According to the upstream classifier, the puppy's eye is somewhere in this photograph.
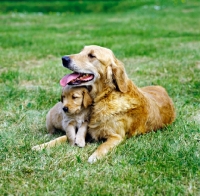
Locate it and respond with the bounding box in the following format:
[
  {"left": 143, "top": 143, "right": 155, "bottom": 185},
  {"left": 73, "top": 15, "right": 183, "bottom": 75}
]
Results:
[{"left": 88, "top": 53, "right": 96, "bottom": 58}]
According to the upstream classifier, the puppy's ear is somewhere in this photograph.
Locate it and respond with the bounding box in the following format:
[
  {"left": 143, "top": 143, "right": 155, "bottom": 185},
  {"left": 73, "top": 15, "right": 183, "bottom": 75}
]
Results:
[
  {"left": 111, "top": 57, "right": 128, "bottom": 93},
  {"left": 83, "top": 89, "right": 93, "bottom": 108}
]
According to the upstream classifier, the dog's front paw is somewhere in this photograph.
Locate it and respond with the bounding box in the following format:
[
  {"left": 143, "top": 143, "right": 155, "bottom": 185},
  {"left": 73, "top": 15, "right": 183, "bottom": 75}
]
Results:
[
  {"left": 32, "top": 145, "right": 43, "bottom": 151},
  {"left": 88, "top": 152, "right": 98, "bottom": 163},
  {"left": 75, "top": 137, "right": 85, "bottom": 148}
]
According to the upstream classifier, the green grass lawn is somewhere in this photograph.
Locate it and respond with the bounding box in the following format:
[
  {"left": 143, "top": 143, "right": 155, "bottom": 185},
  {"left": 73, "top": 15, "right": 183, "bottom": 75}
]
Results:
[{"left": 0, "top": 0, "right": 200, "bottom": 195}]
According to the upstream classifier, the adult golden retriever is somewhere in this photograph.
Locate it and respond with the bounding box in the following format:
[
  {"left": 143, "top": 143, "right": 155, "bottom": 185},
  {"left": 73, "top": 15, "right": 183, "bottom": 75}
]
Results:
[{"left": 60, "top": 45, "right": 176, "bottom": 163}]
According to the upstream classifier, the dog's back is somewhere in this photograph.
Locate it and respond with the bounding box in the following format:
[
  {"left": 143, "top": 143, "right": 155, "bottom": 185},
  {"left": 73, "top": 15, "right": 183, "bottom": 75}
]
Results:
[{"left": 141, "top": 86, "right": 175, "bottom": 131}]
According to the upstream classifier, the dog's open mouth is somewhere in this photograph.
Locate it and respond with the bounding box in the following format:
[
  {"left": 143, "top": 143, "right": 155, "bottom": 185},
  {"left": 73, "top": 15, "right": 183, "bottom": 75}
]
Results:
[{"left": 60, "top": 72, "right": 94, "bottom": 87}]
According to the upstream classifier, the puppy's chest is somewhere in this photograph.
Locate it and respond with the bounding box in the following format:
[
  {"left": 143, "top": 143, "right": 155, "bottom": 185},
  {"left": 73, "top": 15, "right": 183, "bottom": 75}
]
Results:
[
  {"left": 63, "top": 110, "right": 89, "bottom": 129},
  {"left": 74, "top": 113, "right": 88, "bottom": 128}
]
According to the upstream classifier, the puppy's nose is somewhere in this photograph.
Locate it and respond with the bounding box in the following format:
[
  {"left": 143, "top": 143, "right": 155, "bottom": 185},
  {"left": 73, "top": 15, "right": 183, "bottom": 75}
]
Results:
[
  {"left": 63, "top": 107, "right": 68, "bottom": 112},
  {"left": 62, "top": 56, "right": 71, "bottom": 67}
]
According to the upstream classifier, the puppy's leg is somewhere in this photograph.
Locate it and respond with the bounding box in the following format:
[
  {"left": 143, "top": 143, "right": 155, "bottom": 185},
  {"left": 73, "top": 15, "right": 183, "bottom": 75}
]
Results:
[
  {"left": 46, "top": 111, "right": 56, "bottom": 134},
  {"left": 75, "top": 122, "right": 88, "bottom": 147},
  {"left": 88, "top": 134, "right": 123, "bottom": 163},
  {"left": 65, "top": 123, "right": 76, "bottom": 146},
  {"left": 32, "top": 135, "right": 67, "bottom": 151}
]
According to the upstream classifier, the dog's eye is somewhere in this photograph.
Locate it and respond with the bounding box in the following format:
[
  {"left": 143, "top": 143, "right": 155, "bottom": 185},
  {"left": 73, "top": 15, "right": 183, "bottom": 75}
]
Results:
[
  {"left": 72, "top": 95, "right": 78, "bottom": 99},
  {"left": 88, "top": 53, "right": 96, "bottom": 58}
]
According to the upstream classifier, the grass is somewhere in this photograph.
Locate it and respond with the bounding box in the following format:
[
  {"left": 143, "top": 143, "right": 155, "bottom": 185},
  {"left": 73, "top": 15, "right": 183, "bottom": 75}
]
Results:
[{"left": 0, "top": 0, "right": 200, "bottom": 195}]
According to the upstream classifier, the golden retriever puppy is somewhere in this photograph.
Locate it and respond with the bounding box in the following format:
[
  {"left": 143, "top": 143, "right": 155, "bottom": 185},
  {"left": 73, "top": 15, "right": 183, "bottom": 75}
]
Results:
[
  {"left": 60, "top": 45, "right": 176, "bottom": 163},
  {"left": 32, "top": 86, "right": 92, "bottom": 150}
]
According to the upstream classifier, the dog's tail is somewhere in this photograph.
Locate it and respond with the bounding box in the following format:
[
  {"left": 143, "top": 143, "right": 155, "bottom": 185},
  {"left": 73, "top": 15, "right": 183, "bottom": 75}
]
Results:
[{"left": 32, "top": 135, "right": 67, "bottom": 151}]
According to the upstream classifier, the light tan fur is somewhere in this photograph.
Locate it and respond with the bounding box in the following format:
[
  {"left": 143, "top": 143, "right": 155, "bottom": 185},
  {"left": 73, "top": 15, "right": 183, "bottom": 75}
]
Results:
[
  {"left": 32, "top": 86, "right": 92, "bottom": 151},
  {"left": 62, "top": 45, "right": 176, "bottom": 163}
]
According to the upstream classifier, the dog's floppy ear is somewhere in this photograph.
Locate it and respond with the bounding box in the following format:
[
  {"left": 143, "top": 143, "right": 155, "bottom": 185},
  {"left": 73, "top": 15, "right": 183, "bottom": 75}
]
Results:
[
  {"left": 111, "top": 57, "right": 128, "bottom": 93},
  {"left": 83, "top": 89, "right": 93, "bottom": 108}
]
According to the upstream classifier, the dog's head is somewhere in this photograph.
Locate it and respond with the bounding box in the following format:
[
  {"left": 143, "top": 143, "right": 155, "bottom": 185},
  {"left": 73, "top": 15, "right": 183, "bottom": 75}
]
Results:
[
  {"left": 61, "top": 86, "right": 92, "bottom": 114},
  {"left": 60, "top": 45, "right": 129, "bottom": 97}
]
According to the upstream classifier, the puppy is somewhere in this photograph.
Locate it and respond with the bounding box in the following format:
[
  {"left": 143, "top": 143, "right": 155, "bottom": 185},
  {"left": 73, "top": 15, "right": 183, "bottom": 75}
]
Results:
[
  {"left": 60, "top": 45, "right": 176, "bottom": 163},
  {"left": 32, "top": 86, "right": 92, "bottom": 150}
]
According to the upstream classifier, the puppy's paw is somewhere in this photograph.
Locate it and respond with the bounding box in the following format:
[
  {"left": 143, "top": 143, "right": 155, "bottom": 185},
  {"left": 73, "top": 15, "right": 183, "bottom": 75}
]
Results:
[{"left": 75, "top": 137, "right": 85, "bottom": 148}]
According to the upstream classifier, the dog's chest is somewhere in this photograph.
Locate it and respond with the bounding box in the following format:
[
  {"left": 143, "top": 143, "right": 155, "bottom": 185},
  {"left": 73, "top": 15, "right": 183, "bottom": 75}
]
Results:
[
  {"left": 89, "top": 92, "right": 139, "bottom": 136},
  {"left": 92, "top": 93, "right": 137, "bottom": 121}
]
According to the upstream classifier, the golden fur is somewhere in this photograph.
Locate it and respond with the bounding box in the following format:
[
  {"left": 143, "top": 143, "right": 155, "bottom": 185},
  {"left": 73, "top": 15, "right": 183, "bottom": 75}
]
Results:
[
  {"left": 61, "top": 45, "right": 176, "bottom": 163},
  {"left": 32, "top": 86, "right": 92, "bottom": 150}
]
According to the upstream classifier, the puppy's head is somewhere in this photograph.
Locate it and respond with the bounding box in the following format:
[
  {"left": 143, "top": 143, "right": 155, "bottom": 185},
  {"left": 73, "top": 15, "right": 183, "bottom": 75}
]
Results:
[
  {"left": 60, "top": 45, "right": 129, "bottom": 97},
  {"left": 61, "top": 86, "right": 92, "bottom": 114}
]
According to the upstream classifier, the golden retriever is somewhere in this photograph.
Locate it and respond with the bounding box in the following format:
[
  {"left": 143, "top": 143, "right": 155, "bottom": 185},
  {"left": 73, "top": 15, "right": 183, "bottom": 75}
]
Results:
[
  {"left": 32, "top": 86, "right": 92, "bottom": 150},
  {"left": 60, "top": 45, "right": 176, "bottom": 163}
]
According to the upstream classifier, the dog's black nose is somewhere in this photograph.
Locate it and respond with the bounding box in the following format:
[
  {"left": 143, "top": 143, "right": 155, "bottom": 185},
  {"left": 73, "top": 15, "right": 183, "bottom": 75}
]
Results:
[
  {"left": 63, "top": 107, "right": 68, "bottom": 112},
  {"left": 62, "top": 56, "right": 71, "bottom": 67}
]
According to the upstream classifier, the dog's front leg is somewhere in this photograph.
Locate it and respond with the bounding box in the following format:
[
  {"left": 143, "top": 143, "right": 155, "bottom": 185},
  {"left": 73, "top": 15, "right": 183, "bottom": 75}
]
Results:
[
  {"left": 32, "top": 135, "right": 67, "bottom": 151},
  {"left": 88, "top": 134, "right": 123, "bottom": 163}
]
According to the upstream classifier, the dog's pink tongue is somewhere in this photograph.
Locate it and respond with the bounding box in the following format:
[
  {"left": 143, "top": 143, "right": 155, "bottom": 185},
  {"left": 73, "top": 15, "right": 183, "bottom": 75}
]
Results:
[{"left": 60, "top": 73, "right": 80, "bottom": 87}]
